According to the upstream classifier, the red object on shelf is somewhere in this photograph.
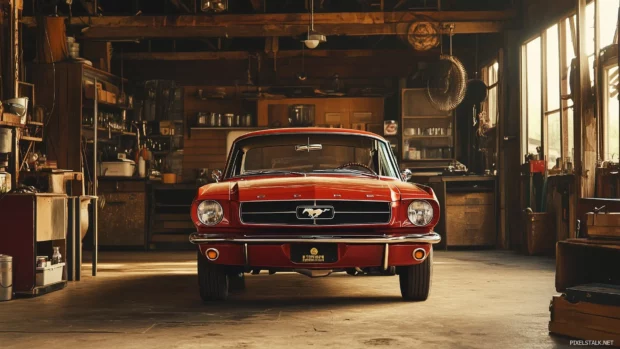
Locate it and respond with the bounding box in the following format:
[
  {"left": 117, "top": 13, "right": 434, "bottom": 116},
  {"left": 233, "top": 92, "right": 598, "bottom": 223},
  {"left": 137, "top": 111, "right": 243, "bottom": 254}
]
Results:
[{"left": 527, "top": 160, "right": 546, "bottom": 173}]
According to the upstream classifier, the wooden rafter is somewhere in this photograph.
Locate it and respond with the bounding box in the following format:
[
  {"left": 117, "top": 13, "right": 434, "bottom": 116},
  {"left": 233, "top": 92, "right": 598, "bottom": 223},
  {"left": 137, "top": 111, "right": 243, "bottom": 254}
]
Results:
[
  {"left": 21, "top": 10, "right": 514, "bottom": 39},
  {"left": 116, "top": 49, "right": 434, "bottom": 61}
]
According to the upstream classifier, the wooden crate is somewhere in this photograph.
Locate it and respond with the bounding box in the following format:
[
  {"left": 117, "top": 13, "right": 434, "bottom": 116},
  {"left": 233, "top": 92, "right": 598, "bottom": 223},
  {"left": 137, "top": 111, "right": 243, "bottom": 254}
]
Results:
[
  {"left": 587, "top": 213, "right": 620, "bottom": 239},
  {"left": 549, "top": 295, "right": 620, "bottom": 343},
  {"left": 0, "top": 112, "right": 21, "bottom": 125},
  {"left": 446, "top": 192, "right": 494, "bottom": 206},
  {"left": 446, "top": 204, "right": 495, "bottom": 246}
]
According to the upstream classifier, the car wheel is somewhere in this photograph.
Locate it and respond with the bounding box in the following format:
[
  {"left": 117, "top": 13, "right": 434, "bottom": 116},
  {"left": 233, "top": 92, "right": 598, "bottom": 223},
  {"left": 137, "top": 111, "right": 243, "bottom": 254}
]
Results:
[
  {"left": 398, "top": 249, "right": 432, "bottom": 301},
  {"left": 228, "top": 272, "right": 246, "bottom": 292},
  {"left": 198, "top": 251, "right": 229, "bottom": 301}
]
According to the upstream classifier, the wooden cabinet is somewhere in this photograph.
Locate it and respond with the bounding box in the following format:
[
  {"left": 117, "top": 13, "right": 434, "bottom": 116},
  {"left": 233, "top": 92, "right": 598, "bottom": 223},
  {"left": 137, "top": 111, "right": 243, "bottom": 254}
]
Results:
[
  {"left": 412, "top": 175, "right": 497, "bottom": 249},
  {"left": 98, "top": 179, "right": 147, "bottom": 248},
  {"left": 446, "top": 193, "right": 496, "bottom": 246}
]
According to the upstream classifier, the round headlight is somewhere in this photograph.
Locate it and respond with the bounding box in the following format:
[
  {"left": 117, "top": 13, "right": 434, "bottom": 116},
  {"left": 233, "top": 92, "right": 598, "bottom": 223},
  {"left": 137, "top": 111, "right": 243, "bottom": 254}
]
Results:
[
  {"left": 197, "top": 200, "right": 224, "bottom": 226},
  {"left": 408, "top": 200, "right": 434, "bottom": 226}
]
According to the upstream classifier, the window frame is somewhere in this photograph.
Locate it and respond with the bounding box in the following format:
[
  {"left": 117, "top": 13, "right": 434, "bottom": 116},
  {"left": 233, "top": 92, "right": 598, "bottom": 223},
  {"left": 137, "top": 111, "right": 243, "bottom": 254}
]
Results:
[{"left": 520, "top": 14, "right": 589, "bottom": 169}]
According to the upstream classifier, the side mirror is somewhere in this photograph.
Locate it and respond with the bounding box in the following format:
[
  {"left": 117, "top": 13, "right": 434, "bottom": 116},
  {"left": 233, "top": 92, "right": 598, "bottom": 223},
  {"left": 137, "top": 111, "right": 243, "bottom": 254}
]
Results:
[
  {"left": 401, "top": 169, "right": 412, "bottom": 182},
  {"left": 211, "top": 169, "right": 223, "bottom": 183}
]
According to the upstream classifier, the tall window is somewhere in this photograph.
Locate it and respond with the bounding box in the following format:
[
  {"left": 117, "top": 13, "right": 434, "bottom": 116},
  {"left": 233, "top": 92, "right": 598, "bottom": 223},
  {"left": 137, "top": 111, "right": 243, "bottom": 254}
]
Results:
[
  {"left": 546, "top": 24, "right": 562, "bottom": 169},
  {"left": 522, "top": 37, "right": 542, "bottom": 156},
  {"left": 563, "top": 16, "right": 576, "bottom": 163},
  {"left": 482, "top": 61, "right": 499, "bottom": 127},
  {"left": 599, "top": 0, "right": 620, "bottom": 160},
  {"left": 603, "top": 65, "right": 619, "bottom": 160},
  {"left": 521, "top": 0, "right": 619, "bottom": 168}
]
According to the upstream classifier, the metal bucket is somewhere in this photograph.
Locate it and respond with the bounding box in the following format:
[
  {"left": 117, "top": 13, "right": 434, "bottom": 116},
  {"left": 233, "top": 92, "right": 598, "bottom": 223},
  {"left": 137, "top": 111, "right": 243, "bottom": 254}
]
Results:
[{"left": 0, "top": 255, "right": 13, "bottom": 301}]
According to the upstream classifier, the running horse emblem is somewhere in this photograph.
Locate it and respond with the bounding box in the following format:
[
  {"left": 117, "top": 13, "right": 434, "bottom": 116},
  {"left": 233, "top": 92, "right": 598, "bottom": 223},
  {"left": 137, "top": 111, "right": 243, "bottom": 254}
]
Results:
[{"left": 303, "top": 208, "right": 331, "bottom": 218}]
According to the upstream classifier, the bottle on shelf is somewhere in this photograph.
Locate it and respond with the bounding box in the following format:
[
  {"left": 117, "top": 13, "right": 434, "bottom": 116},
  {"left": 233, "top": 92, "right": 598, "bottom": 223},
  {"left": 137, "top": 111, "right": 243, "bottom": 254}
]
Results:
[{"left": 51, "top": 247, "right": 62, "bottom": 265}]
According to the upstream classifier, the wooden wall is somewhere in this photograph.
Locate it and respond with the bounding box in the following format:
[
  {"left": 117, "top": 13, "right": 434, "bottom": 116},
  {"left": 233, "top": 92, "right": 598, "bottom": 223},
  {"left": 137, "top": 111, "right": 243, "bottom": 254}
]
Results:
[{"left": 181, "top": 85, "right": 384, "bottom": 180}]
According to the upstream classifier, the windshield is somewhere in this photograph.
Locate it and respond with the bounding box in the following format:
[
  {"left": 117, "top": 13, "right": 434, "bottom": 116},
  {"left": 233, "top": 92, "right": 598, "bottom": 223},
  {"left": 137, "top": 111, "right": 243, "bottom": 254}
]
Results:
[{"left": 225, "top": 134, "right": 399, "bottom": 179}]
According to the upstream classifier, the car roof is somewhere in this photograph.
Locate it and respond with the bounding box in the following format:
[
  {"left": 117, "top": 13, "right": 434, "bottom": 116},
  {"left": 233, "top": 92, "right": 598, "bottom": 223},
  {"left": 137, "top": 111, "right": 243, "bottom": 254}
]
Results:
[{"left": 234, "top": 127, "right": 386, "bottom": 143}]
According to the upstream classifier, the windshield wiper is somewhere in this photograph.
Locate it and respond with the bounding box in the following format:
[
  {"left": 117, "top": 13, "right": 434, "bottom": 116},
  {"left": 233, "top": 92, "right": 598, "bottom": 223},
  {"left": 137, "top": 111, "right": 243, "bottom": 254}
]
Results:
[
  {"left": 312, "top": 169, "right": 379, "bottom": 178},
  {"left": 239, "top": 170, "right": 307, "bottom": 177}
]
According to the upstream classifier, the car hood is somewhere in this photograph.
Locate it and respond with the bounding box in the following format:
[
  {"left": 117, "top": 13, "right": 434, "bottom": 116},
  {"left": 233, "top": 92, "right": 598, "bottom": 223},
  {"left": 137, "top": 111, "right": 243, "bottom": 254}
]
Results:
[{"left": 210, "top": 176, "right": 433, "bottom": 202}]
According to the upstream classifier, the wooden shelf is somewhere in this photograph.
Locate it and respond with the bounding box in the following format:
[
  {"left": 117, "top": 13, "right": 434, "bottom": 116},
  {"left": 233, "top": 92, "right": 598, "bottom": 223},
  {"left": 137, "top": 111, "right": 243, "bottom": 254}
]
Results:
[
  {"left": 83, "top": 64, "right": 128, "bottom": 84},
  {"left": 83, "top": 99, "right": 130, "bottom": 110},
  {"left": 404, "top": 135, "right": 453, "bottom": 139},
  {"left": 20, "top": 136, "right": 43, "bottom": 142},
  {"left": 82, "top": 126, "right": 137, "bottom": 138},
  {"left": 26, "top": 121, "right": 44, "bottom": 126},
  {"left": 403, "top": 115, "right": 451, "bottom": 119},
  {"left": 191, "top": 127, "right": 263, "bottom": 130},
  {"left": 0, "top": 120, "right": 22, "bottom": 127}
]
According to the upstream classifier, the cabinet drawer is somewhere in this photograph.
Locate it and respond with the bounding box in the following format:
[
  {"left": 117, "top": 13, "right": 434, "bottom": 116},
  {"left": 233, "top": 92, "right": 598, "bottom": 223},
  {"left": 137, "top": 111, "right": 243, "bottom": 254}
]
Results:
[
  {"left": 446, "top": 192, "right": 494, "bottom": 206},
  {"left": 446, "top": 205, "right": 496, "bottom": 246},
  {"left": 99, "top": 192, "right": 146, "bottom": 246},
  {"left": 99, "top": 180, "right": 146, "bottom": 193}
]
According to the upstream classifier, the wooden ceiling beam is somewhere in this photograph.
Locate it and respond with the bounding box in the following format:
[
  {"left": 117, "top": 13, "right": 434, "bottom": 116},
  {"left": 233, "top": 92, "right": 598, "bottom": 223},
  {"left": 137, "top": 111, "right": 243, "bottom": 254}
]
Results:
[
  {"left": 21, "top": 10, "right": 514, "bottom": 39},
  {"left": 116, "top": 49, "right": 435, "bottom": 61}
]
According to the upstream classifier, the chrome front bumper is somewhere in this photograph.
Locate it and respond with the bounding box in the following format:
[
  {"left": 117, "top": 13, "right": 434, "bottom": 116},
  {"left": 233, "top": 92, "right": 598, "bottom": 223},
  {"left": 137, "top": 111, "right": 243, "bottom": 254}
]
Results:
[{"left": 189, "top": 232, "right": 441, "bottom": 245}]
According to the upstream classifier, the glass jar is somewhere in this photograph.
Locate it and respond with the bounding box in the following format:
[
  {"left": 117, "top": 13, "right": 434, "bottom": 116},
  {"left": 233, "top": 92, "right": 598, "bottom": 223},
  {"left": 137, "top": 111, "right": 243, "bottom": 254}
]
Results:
[{"left": 52, "top": 247, "right": 62, "bottom": 265}]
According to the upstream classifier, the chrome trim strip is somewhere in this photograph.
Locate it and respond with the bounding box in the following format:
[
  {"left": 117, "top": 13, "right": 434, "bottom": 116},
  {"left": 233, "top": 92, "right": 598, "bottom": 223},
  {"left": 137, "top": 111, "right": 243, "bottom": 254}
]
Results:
[
  {"left": 383, "top": 243, "right": 389, "bottom": 270},
  {"left": 189, "top": 232, "right": 441, "bottom": 245},
  {"left": 242, "top": 211, "right": 297, "bottom": 214}
]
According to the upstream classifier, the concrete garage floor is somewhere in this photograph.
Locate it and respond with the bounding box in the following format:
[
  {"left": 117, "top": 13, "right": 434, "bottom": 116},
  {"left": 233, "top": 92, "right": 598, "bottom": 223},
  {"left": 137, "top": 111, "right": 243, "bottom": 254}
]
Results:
[{"left": 0, "top": 251, "right": 572, "bottom": 349}]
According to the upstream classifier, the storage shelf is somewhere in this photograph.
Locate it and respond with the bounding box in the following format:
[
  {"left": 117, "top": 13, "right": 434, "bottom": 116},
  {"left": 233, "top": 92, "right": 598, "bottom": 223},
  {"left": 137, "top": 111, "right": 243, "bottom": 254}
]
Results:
[
  {"left": 404, "top": 135, "right": 453, "bottom": 139},
  {"left": 191, "top": 127, "right": 263, "bottom": 130},
  {"left": 82, "top": 126, "right": 137, "bottom": 137},
  {"left": 83, "top": 99, "right": 130, "bottom": 110},
  {"left": 403, "top": 115, "right": 451, "bottom": 119},
  {"left": 21, "top": 136, "right": 43, "bottom": 142},
  {"left": 0, "top": 120, "right": 22, "bottom": 127},
  {"left": 83, "top": 64, "right": 128, "bottom": 84},
  {"left": 26, "top": 121, "right": 44, "bottom": 126}
]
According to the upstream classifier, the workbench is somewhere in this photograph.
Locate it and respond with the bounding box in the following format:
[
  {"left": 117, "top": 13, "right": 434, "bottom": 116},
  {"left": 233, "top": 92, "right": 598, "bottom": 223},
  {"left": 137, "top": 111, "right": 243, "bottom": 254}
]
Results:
[{"left": 411, "top": 174, "right": 497, "bottom": 249}]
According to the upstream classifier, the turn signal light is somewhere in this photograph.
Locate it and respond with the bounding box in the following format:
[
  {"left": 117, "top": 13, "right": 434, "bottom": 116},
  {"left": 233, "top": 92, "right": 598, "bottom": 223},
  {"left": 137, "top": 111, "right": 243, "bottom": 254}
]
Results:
[
  {"left": 413, "top": 248, "right": 426, "bottom": 261},
  {"left": 205, "top": 248, "right": 219, "bottom": 261}
]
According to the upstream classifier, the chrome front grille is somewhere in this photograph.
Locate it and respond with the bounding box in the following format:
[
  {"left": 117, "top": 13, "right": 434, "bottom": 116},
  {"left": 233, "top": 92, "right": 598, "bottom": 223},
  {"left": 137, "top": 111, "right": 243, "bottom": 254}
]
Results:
[{"left": 239, "top": 200, "right": 392, "bottom": 226}]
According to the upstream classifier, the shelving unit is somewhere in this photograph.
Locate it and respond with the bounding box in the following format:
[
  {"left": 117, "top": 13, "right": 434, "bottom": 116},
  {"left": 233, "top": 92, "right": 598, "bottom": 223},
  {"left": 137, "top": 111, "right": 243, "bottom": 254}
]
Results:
[
  {"left": 148, "top": 183, "right": 196, "bottom": 249},
  {"left": 400, "top": 89, "right": 456, "bottom": 166},
  {"left": 30, "top": 62, "right": 138, "bottom": 275}
]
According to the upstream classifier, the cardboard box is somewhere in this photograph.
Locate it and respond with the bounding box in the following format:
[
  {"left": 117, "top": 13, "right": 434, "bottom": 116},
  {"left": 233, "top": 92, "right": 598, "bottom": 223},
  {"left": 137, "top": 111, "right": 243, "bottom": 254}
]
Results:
[
  {"left": 159, "top": 121, "right": 174, "bottom": 135},
  {"left": 106, "top": 91, "right": 117, "bottom": 105},
  {"left": 84, "top": 82, "right": 103, "bottom": 100}
]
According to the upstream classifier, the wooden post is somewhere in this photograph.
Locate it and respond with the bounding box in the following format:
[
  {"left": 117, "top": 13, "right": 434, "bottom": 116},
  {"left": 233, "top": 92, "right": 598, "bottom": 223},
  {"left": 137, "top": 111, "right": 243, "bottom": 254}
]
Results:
[{"left": 574, "top": 0, "right": 597, "bottom": 199}]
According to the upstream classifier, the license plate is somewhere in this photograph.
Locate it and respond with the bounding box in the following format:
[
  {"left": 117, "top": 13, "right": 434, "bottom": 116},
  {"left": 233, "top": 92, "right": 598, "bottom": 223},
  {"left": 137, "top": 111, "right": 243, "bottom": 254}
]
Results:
[{"left": 290, "top": 244, "right": 338, "bottom": 263}]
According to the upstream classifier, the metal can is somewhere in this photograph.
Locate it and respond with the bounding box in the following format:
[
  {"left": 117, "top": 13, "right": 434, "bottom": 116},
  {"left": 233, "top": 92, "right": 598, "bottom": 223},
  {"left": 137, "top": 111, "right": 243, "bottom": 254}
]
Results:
[
  {"left": 36, "top": 256, "right": 47, "bottom": 268},
  {"left": 0, "top": 254, "right": 12, "bottom": 301}
]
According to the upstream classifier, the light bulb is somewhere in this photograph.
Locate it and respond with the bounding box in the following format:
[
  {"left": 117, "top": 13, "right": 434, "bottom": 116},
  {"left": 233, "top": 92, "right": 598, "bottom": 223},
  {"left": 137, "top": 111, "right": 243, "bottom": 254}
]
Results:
[{"left": 304, "top": 39, "right": 320, "bottom": 49}]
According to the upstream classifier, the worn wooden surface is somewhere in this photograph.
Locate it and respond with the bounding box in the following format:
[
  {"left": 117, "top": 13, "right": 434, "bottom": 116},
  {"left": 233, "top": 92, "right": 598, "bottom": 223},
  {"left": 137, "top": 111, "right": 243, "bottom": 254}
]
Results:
[
  {"left": 555, "top": 239, "right": 620, "bottom": 292},
  {"left": 21, "top": 11, "right": 515, "bottom": 39},
  {"left": 549, "top": 295, "right": 620, "bottom": 342}
]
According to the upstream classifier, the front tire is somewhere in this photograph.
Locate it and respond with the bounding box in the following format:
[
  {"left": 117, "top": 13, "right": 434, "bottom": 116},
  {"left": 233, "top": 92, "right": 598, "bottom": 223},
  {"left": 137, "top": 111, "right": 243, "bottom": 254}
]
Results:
[
  {"left": 198, "top": 251, "right": 229, "bottom": 301},
  {"left": 398, "top": 249, "right": 432, "bottom": 301}
]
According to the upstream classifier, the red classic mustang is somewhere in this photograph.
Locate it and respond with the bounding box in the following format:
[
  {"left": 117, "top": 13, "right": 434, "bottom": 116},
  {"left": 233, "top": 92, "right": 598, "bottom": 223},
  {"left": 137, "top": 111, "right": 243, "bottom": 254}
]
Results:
[{"left": 190, "top": 128, "right": 440, "bottom": 301}]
